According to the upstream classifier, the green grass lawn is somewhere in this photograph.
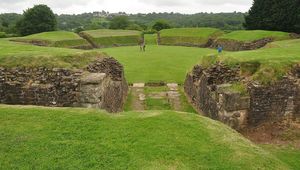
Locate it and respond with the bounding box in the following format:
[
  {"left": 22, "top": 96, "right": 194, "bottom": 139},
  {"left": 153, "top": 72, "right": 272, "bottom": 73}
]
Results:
[
  {"left": 219, "top": 30, "right": 291, "bottom": 42},
  {"left": 81, "top": 29, "right": 142, "bottom": 47},
  {"left": 160, "top": 28, "right": 223, "bottom": 37},
  {"left": 221, "top": 39, "right": 300, "bottom": 84},
  {"left": 262, "top": 145, "right": 300, "bottom": 170},
  {"left": 0, "top": 39, "right": 101, "bottom": 68},
  {"left": 100, "top": 45, "right": 216, "bottom": 83},
  {"left": 11, "top": 31, "right": 91, "bottom": 48},
  {"left": 144, "top": 34, "right": 157, "bottom": 45},
  {"left": 0, "top": 105, "right": 291, "bottom": 169},
  {"left": 82, "top": 29, "right": 141, "bottom": 37},
  {"left": 19, "top": 31, "right": 83, "bottom": 41},
  {"left": 159, "top": 28, "right": 223, "bottom": 46}
]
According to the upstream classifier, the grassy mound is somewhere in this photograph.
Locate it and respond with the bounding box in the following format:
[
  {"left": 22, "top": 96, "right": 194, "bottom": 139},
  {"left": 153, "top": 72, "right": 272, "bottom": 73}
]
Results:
[
  {"left": 81, "top": 29, "right": 142, "bottom": 48},
  {"left": 219, "top": 30, "right": 291, "bottom": 42},
  {"left": 100, "top": 45, "right": 215, "bottom": 84},
  {"left": 219, "top": 39, "right": 300, "bottom": 84},
  {"left": 159, "top": 28, "right": 223, "bottom": 47},
  {"left": 11, "top": 31, "right": 91, "bottom": 48},
  {"left": 0, "top": 105, "right": 290, "bottom": 169},
  {"left": 0, "top": 39, "right": 103, "bottom": 69}
]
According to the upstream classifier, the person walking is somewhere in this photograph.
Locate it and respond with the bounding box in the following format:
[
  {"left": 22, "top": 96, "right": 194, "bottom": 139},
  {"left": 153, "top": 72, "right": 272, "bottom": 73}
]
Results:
[
  {"left": 217, "top": 45, "right": 223, "bottom": 54},
  {"left": 140, "top": 41, "right": 146, "bottom": 52}
]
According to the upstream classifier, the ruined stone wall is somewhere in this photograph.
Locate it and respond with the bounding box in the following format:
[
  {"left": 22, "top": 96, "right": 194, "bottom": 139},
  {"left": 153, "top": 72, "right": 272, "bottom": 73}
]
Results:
[
  {"left": 185, "top": 64, "right": 300, "bottom": 130},
  {"left": 210, "top": 38, "right": 274, "bottom": 51},
  {"left": 0, "top": 57, "right": 128, "bottom": 113}
]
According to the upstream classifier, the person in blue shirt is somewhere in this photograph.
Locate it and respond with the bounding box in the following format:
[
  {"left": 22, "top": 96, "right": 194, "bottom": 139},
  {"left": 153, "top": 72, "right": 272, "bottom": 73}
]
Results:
[{"left": 217, "top": 45, "right": 223, "bottom": 54}]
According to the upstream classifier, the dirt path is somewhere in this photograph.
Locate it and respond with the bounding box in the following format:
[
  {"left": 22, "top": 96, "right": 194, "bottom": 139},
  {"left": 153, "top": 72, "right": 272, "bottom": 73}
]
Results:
[{"left": 131, "top": 83, "right": 146, "bottom": 111}]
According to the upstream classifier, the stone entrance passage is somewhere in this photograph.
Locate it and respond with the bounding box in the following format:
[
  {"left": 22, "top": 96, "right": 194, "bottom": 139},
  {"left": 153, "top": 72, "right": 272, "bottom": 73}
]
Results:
[{"left": 128, "top": 83, "right": 185, "bottom": 111}]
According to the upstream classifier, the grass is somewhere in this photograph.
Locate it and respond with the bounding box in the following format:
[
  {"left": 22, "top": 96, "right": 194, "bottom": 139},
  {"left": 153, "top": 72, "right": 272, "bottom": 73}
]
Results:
[
  {"left": 159, "top": 28, "right": 223, "bottom": 46},
  {"left": 11, "top": 31, "right": 91, "bottom": 48},
  {"left": 178, "top": 87, "right": 197, "bottom": 113},
  {"left": 81, "top": 29, "right": 142, "bottom": 47},
  {"left": 11, "top": 31, "right": 90, "bottom": 48},
  {"left": 0, "top": 105, "right": 291, "bottom": 169},
  {"left": 0, "top": 39, "right": 102, "bottom": 69},
  {"left": 160, "top": 28, "right": 223, "bottom": 37},
  {"left": 262, "top": 145, "right": 300, "bottom": 170},
  {"left": 144, "top": 86, "right": 171, "bottom": 110},
  {"left": 219, "top": 30, "right": 291, "bottom": 42},
  {"left": 100, "top": 45, "right": 216, "bottom": 84},
  {"left": 82, "top": 29, "right": 141, "bottom": 38},
  {"left": 221, "top": 39, "right": 300, "bottom": 84},
  {"left": 144, "top": 34, "right": 157, "bottom": 45},
  {"left": 20, "top": 31, "right": 83, "bottom": 41}
]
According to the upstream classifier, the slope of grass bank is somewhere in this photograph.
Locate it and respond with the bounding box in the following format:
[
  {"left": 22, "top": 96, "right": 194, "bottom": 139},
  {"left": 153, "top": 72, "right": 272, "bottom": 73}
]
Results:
[
  {"left": 221, "top": 39, "right": 300, "bottom": 84},
  {"left": 159, "top": 28, "right": 223, "bottom": 46},
  {"left": 101, "top": 45, "right": 216, "bottom": 83},
  {"left": 219, "top": 30, "right": 291, "bottom": 42},
  {"left": 0, "top": 105, "right": 290, "bottom": 169},
  {"left": 11, "top": 31, "right": 91, "bottom": 48},
  {"left": 262, "top": 145, "right": 300, "bottom": 170},
  {"left": 81, "top": 29, "right": 142, "bottom": 47},
  {"left": 0, "top": 39, "right": 102, "bottom": 68}
]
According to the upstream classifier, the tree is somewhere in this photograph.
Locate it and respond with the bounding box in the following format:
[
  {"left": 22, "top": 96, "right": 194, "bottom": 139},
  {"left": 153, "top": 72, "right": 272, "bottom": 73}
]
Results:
[
  {"left": 109, "top": 16, "right": 130, "bottom": 29},
  {"left": 152, "top": 20, "right": 171, "bottom": 31},
  {"left": 16, "top": 4, "right": 57, "bottom": 36},
  {"left": 244, "top": 0, "right": 300, "bottom": 33}
]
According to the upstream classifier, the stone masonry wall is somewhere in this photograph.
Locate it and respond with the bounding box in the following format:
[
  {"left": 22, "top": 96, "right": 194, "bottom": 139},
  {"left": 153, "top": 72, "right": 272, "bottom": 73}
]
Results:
[
  {"left": 0, "top": 57, "right": 128, "bottom": 113},
  {"left": 185, "top": 63, "right": 300, "bottom": 130}
]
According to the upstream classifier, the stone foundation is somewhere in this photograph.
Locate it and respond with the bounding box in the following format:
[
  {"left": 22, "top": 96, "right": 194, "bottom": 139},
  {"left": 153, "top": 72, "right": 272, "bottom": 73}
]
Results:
[
  {"left": 184, "top": 63, "right": 300, "bottom": 130},
  {"left": 0, "top": 57, "right": 128, "bottom": 113}
]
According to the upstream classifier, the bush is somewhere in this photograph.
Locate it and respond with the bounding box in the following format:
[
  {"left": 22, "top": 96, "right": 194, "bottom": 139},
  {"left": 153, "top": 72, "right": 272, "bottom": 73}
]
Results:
[{"left": 0, "top": 32, "right": 6, "bottom": 38}]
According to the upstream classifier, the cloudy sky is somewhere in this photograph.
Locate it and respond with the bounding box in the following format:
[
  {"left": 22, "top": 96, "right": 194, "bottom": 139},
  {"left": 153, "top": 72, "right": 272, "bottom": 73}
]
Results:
[{"left": 0, "top": 0, "right": 253, "bottom": 14}]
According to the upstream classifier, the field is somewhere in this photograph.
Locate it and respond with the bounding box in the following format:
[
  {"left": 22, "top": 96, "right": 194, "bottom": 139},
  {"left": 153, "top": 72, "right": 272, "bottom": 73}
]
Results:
[
  {"left": 0, "top": 105, "right": 292, "bottom": 170},
  {"left": 81, "top": 29, "right": 142, "bottom": 47},
  {"left": 159, "top": 28, "right": 223, "bottom": 46},
  {"left": 100, "top": 45, "right": 216, "bottom": 84},
  {"left": 11, "top": 31, "right": 91, "bottom": 48},
  {"left": 218, "top": 30, "right": 291, "bottom": 42}
]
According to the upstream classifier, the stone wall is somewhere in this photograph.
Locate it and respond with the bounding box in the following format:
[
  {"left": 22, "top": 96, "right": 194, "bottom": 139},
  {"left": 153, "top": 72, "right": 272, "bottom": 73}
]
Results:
[
  {"left": 184, "top": 63, "right": 300, "bottom": 130},
  {"left": 210, "top": 38, "right": 274, "bottom": 51},
  {"left": 0, "top": 57, "right": 128, "bottom": 113}
]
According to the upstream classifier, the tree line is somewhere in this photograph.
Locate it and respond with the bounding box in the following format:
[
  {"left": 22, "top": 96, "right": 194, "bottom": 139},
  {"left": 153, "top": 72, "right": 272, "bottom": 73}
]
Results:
[{"left": 0, "top": 1, "right": 299, "bottom": 36}]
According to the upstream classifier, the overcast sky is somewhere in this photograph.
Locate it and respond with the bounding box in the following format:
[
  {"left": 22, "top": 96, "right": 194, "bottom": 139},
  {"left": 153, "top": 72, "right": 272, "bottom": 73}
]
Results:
[{"left": 0, "top": 0, "right": 253, "bottom": 14}]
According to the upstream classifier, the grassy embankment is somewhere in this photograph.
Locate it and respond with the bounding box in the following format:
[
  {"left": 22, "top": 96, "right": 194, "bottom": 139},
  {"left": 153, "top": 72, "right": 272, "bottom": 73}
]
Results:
[
  {"left": 0, "top": 105, "right": 292, "bottom": 170},
  {"left": 159, "top": 27, "right": 223, "bottom": 46},
  {"left": 218, "top": 30, "right": 291, "bottom": 42},
  {"left": 11, "top": 31, "right": 91, "bottom": 48},
  {"left": 0, "top": 39, "right": 103, "bottom": 69},
  {"left": 81, "top": 29, "right": 142, "bottom": 47},
  {"left": 220, "top": 39, "right": 300, "bottom": 84}
]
